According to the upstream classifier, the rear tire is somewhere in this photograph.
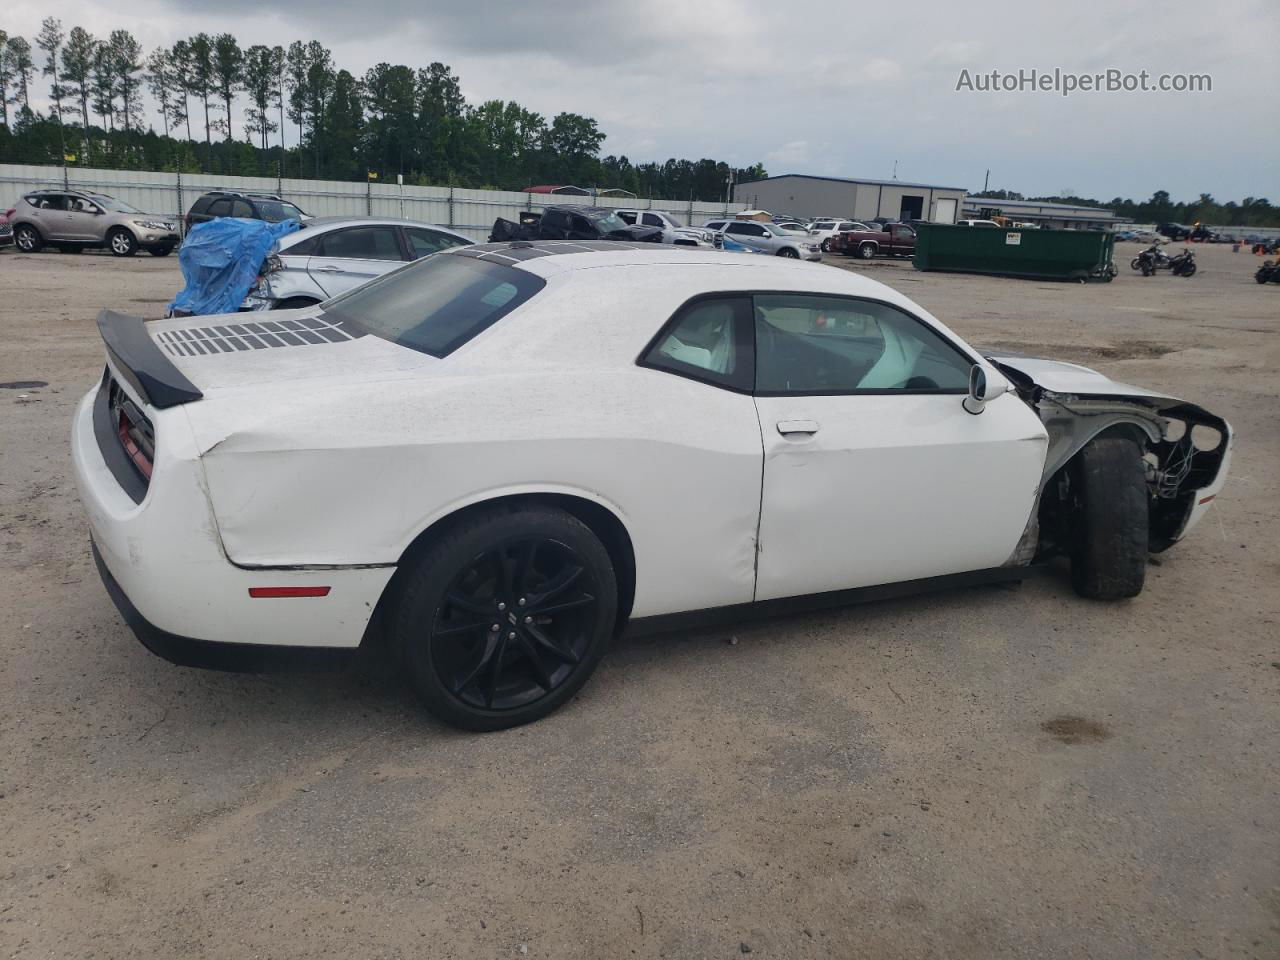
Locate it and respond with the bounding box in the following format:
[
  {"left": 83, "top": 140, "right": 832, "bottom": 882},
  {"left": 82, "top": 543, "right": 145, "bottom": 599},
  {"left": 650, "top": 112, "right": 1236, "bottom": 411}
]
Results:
[
  {"left": 859, "top": 242, "right": 876, "bottom": 259},
  {"left": 148, "top": 244, "right": 174, "bottom": 257},
  {"left": 13, "top": 224, "right": 42, "bottom": 253},
  {"left": 1070, "top": 437, "right": 1148, "bottom": 600},
  {"left": 394, "top": 506, "right": 617, "bottom": 731}
]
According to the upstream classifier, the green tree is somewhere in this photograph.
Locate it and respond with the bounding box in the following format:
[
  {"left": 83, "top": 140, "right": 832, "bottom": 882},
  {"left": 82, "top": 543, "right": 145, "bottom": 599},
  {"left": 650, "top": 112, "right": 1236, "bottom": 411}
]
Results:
[
  {"left": 322, "top": 68, "right": 363, "bottom": 179},
  {"left": 60, "top": 26, "right": 95, "bottom": 130},
  {"left": 107, "top": 30, "right": 143, "bottom": 135},
  {"left": 362, "top": 62, "right": 416, "bottom": 174},
  {"left": 90, "top": 41, "right": 115, "bottom": 130},
  {"left": 211, "top": 33, "right": 243, "bottom": 140},
  {"left": 146, "top": 48, "right": 185, "bottom": 139},
  {"left": 242, "top": 44, "right": 282, "bottom": 149},
  {"left": 37, "top": 18, "right": 65, "bottom": 136},
  {"left": 0, "top": 30, "right": 11, "bottom": 128},
  {"left": 184, "top": 34, "right": 216, "bottom": 147},
  {"left": 5, "top": 36, "right": 35, "bottom": 118}
]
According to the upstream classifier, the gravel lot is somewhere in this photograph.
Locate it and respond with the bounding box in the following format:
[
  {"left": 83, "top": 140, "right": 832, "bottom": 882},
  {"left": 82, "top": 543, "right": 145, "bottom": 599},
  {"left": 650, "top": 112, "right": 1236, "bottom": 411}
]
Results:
[{"left": 1, "top": 243, "right": 1277, "bottom": 959}]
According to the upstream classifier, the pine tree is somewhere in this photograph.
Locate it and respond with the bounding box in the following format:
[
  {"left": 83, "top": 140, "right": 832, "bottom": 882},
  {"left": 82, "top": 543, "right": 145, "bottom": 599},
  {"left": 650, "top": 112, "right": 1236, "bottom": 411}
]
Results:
[
  {"left": 211, "top": 34, "right": 243, "bottom": 141},
  {"left": 60, "top": 27, "right": 95, "bottom": 130}
]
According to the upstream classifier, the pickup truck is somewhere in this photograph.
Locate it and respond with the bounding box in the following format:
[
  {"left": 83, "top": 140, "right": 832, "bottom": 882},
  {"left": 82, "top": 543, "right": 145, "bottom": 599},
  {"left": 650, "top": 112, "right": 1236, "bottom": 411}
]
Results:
[
  {"left": 614, "top": 209, "right": 717, "bottom": 246},
  {"left": 489, "top": 205, "right": 664, "bottom": 244},
  {"left": 829, "top": 222, "right": 917, "bottom": 259}
]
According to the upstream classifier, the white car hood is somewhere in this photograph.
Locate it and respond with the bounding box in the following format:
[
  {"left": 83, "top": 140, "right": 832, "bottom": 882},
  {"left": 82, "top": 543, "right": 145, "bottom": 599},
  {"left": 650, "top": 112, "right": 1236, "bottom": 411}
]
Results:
[{"left": 985, "top": 353, "right": 1174, "bottom": 403}]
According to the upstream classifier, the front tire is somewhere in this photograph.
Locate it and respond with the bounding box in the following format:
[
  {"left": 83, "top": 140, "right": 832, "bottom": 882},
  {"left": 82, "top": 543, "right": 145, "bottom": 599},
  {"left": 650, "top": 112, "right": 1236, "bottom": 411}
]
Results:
[
  {"left": 108, "top": 229, "right": 138, "bottom": 257},
  {"left": 777, "top": 247, "right": 799, "bottom": 258},
  {"left": 394, "top": 506, "right": 618, "bottom": 731},
  {"left": 1181, "top": 261, "right": 1196, "bottom": 277},
  {"left": 1070, "top": 437, "right": 1148, "bottom": 600},
  {"left": 13, "top": 224, "right": 42, "bottom": 253}
]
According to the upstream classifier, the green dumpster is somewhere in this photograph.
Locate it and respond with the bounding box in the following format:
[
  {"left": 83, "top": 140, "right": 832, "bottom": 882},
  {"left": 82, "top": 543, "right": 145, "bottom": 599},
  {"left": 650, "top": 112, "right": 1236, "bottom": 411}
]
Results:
[{"left": 913, "top": 224, "right": 1116, "bottom": 282}]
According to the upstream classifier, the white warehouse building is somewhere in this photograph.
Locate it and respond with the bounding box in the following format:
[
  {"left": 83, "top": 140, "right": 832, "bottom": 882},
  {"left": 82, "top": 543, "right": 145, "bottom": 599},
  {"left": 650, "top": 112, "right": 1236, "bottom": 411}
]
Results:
[{"left": 732, "top": 173, "right": 968, "bottom": 224}]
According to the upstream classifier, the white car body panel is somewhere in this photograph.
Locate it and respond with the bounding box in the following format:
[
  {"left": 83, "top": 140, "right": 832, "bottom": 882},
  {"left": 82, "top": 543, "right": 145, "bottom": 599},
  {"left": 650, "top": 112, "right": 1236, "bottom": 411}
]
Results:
[
  {"left": 754, "top": 390, "right": 1046, "bottom": 600},
  {"left": 73, "top": 246, "right": 1232, "bottom": 654}
]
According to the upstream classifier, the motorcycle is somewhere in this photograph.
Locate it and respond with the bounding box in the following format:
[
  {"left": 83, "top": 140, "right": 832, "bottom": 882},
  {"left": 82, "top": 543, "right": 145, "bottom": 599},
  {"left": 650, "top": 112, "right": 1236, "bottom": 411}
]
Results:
[
  {"left": 1257, "top": 260, "right": 1280, "bottom": 284},
  {"left": 1168, "top": 248, "right": 1197, "bottom": 277},
  {"left": 1131, "top": 243, "right": 1171, "bottom": 273}
]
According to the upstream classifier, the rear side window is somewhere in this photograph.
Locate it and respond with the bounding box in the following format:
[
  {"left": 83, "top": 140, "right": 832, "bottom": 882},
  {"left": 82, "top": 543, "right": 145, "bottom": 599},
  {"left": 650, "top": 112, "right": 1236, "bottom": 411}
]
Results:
[
  {"left": 318, "top": 226, "right": 404, "bottom": 261},
  {"left": 405, "top": 227, "right": 469, "bottom": 259},
  {"left": 322, "top": 254, "right": 545, "bottom": 358},
  {"left": 640, "top": 296, "right": 754, "bottom": 392},
  {"left": 206, "top": 199, "right": 233, "bottom": 217},
  {"left": 190, "top": 197, "right": 213, "bottom": 214}
]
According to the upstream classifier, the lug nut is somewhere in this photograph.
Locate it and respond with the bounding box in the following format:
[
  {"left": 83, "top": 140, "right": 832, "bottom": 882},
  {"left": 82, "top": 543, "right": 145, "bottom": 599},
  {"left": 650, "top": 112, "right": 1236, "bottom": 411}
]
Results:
[
  {"left": 490, "top": 623, "right": 500, "bottom": 632},
  {"left": 524, "top": 615, "right": 533, "bottom": 624},
  {"left": 497, "top": 602, "right": 506, "bottom": 611},
  {"left": 507, "top": 631, "right": 517, "bottom": 640},
  {"left": 518, "top": 598, "right": 526, "bottom": 606}
]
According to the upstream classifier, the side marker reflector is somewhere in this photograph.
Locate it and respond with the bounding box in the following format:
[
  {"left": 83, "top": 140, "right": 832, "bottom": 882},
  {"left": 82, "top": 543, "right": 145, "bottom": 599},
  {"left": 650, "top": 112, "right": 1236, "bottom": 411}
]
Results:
[
  {"left": 1198, "top": 495, "right": 1216, "bottom": 505},
  {"left": 248, "top": 586, "right": 331, "bottom": 598}
]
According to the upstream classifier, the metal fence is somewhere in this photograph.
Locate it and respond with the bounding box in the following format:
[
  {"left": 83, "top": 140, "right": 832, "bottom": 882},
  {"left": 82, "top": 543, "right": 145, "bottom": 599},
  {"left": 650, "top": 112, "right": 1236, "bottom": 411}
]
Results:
[{"left": 0, "top": 164, "right": 739, "bottom": 241}]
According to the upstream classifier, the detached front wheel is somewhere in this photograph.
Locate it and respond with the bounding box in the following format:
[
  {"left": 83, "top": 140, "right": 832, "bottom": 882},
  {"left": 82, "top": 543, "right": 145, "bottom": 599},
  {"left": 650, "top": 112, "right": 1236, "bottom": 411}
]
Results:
[
  {"left": 394, "top": 507, "right": 617, "bottom": 731},
  {"left": 1070, "top": 437, "right": 1149, "bottom": 600}
]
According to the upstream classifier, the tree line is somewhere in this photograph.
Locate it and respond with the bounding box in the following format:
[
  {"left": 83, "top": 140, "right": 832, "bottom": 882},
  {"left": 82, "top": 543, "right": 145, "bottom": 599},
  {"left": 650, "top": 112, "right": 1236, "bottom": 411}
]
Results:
[
  {"left": 0, "top": 19, "right": 766, "bottom": 200},
  {"left": 972, "top": 188, "right": 1278, "bottom": 229}
]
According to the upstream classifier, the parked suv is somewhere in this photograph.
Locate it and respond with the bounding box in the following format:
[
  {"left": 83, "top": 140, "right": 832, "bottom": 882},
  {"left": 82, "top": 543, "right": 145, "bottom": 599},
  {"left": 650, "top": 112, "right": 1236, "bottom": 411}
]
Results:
[
  {"left": 704, "top": 219, "right": 821, "bottom": 260},
  {"left": 8, "top": 190, "right": 180, "bottom": 256},
  {"left": 185, "top": 191, "right": 309, "bottom": 233}
]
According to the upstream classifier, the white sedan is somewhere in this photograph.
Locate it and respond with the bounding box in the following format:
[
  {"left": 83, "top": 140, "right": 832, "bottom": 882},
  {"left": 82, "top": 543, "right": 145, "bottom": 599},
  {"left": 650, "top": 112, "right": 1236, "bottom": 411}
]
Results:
[{"left": 73, "top": 243, "right": 1232, "bottom": 730}]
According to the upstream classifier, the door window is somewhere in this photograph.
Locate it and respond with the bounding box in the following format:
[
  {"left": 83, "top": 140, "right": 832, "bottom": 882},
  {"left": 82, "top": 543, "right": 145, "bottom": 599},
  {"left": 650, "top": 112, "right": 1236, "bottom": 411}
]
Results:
[
  {"left": 725, "top": 222, "right": 765, "bottom": 237},
  {"left": 641, "top": 296, "right": 754, "bottom": 391},
  {"left": 318, "top": 226, "right": 405, "bottom": 261},
  {"left": 206, "top": 199, "right": 233, "bottom": 217},
  {"left": 641, "top": 213, "right": 665, "bottom": 228},
  {"left": 230, "top": 199, "right": 254, "bottom": 217},
  {"left": 36, "top": 194, "right": 70, "bottom": 211},
  {"left": 568, "top": 214, "right": 594, "bottom": 236},
  {"left": 405, "top": 227, "right": 468, "bottom": 259},
  {"left": 753, "top": 295, "right": 971, "bottom": 394},
  {"left": 69, "top": 197, "right": 99, "bottom": 214}
]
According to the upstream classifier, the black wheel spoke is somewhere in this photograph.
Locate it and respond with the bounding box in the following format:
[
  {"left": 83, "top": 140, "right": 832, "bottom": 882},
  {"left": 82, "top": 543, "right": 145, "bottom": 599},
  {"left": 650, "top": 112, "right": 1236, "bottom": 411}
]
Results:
[
  {"left": 528, "top": 564, "right": 583, "bottom": 609},
  {"left": 534, "top": 593, "right": 595, "bottom": 618},
  {"left": 514, "top": 540, "right": 538, "bottom": 597},
  {"left": 435, "top": 620, "right": 492, "bottom": 637},
  {"left": 527, "top": 623, "right": 580, "bottom": 666},
  {"left": 513, "top": 633, "right": 555, "bottom": 691},
  {"left": 446, "top": 592, "right": 492, "bottom": 617},
  {"left": 451, "top": 632, "right": 498, "bottom": 695},
  {"left": 483, "top": 635, "right": 510, "bottom": 708}
]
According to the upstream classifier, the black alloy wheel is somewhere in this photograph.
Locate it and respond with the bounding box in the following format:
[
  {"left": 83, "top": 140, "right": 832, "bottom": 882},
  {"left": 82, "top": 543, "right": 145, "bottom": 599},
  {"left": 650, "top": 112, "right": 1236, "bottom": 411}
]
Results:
[{"left": 396, "top": 507, "right": 617, "bottom": 731}]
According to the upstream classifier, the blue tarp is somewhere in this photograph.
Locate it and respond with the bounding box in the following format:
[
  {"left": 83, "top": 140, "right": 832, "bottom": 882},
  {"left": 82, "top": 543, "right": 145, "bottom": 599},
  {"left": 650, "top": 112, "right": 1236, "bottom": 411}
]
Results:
[
  {"left": 719, "top": 236, "right": 769, "bottom": 255},
  {"left": 168, "top": 218, "right": 300, "bottom": 316}
]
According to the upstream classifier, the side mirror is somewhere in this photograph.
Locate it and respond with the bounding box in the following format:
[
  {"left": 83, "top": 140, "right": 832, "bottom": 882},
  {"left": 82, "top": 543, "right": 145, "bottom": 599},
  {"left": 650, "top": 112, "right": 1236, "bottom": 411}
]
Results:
[{"left": 963, "top": 363, "right": 1003, "bottom": 415}]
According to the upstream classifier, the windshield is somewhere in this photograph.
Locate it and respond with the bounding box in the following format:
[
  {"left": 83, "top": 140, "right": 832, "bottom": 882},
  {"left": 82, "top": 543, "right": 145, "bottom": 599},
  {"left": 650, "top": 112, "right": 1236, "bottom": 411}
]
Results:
[
  {"left": 589, "top": 210, "right": 629, "bottom": 233},
  {"left": 322, "top": 253, "right": 545, "bottom": 358},
  {"left": 257, "top": 200, "right": 307, "bottom": 222},
  {"left": 91, "top": 195, "right": 144, "bottom": 214}
]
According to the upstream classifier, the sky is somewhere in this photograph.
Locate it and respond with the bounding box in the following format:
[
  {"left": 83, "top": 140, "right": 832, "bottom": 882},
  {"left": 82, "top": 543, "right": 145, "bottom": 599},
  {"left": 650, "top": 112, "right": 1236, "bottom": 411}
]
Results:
[{"left": 8, "top": 0, "right": 1279, "bottom": 202}]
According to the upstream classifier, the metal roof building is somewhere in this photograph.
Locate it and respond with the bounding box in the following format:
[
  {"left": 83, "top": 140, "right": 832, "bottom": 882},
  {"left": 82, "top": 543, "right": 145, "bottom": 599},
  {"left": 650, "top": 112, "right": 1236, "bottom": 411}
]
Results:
[
  {"left": 733, "top": 173, "right": 968, "bottom": 223},
  {"left": 961, "top": 197, "right": 1122, "bottom": 230}
]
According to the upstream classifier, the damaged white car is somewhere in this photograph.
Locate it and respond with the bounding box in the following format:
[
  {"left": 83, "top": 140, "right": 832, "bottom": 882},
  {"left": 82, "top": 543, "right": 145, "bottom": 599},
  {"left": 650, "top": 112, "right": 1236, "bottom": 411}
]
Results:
[{"left": 73, "top": 242, "right": 1232, "bottom": 730}]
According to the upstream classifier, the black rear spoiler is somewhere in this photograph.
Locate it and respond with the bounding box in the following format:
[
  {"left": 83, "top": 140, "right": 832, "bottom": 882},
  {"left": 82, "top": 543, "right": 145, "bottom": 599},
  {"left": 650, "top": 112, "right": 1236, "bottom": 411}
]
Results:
[{"left": 97, "top": 310, "right": 203, "bottom": 409}]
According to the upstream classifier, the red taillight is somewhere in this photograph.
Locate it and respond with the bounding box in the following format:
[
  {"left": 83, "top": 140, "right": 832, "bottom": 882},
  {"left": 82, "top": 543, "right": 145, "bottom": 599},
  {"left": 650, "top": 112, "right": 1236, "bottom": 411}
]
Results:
[
  {"left": 116, "top": 410, "right": 153, "bottom": 478},
  {"left": 248, "top": 586, "right": 332, "bottom": 598}
]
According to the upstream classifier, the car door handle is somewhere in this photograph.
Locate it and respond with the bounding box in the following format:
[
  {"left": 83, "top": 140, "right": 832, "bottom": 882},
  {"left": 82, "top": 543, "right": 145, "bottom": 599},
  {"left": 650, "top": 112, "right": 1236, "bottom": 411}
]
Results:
[{"left": 776, "top": 419, "right": 819, "bottom": 436}]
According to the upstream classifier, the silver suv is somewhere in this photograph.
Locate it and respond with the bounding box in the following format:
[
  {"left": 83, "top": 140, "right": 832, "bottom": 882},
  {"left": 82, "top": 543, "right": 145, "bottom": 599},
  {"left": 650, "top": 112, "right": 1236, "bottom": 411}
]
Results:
[{"left": 9, "top": 190, "right": 180, "bottom": 257}]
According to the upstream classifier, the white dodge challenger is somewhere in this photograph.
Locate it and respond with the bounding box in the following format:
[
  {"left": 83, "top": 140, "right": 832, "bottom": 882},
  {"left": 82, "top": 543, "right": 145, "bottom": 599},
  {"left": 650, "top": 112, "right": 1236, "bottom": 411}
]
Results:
[{"left": 73, "top": 242, "right": 1232, "bottom": 730}]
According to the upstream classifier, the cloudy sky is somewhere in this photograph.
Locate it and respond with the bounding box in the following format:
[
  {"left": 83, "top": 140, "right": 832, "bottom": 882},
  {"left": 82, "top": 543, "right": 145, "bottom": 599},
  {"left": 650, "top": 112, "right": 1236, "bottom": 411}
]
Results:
[{"left": 10, "top": 0, "right": 1278, "bottom": 201}]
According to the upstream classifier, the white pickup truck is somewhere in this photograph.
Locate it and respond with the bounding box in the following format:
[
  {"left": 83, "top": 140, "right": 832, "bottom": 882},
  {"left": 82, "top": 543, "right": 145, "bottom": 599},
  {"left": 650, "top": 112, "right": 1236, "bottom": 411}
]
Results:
[{"left": 614, "top": 209, "right": 717, "bottom": 247}]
